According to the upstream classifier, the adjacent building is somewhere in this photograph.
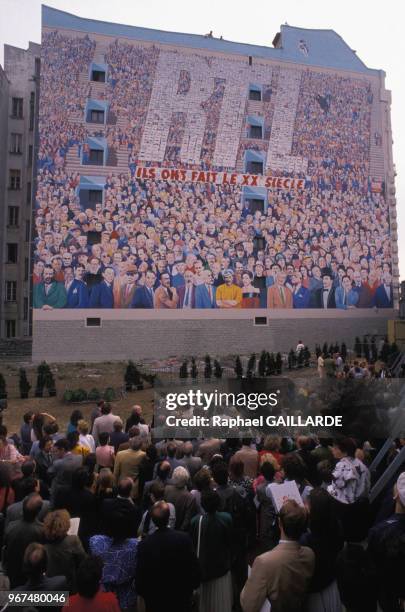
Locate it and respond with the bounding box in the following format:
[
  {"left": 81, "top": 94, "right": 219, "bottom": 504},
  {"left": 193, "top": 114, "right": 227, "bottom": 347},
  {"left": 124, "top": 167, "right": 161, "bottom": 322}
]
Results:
[{"left": 0, "top": 42, "right": 40, "bottom": 349}]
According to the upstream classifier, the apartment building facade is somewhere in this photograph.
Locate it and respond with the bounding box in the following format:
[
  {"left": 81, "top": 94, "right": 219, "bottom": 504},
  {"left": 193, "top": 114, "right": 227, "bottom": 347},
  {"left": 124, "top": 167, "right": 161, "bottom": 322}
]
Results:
[{"left": 0, "top": 42, "right": 40, "bottom": 345}]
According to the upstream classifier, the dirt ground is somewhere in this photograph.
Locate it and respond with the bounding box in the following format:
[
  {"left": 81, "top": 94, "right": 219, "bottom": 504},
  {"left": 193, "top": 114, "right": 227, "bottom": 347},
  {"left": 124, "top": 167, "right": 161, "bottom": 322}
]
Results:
[
  {"left": 0, "top": 358, "right": 317, "bottom": 436},
  {"left": 0, "top": 361, "right": 156, "bottom": 435}
]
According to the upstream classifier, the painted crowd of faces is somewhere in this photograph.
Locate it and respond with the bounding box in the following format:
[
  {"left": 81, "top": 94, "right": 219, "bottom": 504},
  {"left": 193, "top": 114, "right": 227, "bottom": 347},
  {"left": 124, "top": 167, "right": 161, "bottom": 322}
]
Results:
[{"left": 33, "top": 30, "right": 393, "bottom": 310}]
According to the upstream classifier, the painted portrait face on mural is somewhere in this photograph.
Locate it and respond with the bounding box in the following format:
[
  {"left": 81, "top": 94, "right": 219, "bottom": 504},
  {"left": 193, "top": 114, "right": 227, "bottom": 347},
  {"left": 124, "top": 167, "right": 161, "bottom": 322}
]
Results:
[{"left": 33, "top": 25, "right": 393, "bottom": 311}]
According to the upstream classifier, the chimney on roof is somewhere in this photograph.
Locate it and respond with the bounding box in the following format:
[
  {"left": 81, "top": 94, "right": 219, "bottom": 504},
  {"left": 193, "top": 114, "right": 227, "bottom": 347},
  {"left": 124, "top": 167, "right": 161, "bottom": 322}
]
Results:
[{"left": 272, "top": 31, "right": 282, "bottom": 48}]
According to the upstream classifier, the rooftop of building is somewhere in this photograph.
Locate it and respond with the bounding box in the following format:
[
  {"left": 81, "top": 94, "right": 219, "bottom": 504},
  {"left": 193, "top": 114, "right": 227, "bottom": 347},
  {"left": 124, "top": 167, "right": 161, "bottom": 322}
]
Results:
[{"left": 42, "top": 5, "right": 382, "bottom": 77}]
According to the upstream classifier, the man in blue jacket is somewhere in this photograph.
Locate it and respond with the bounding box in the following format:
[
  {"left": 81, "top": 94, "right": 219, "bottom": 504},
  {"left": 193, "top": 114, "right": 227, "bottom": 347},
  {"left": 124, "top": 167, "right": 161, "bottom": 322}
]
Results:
[
  {"left": 335, "top": 275, "right": 359, "bottom": 310},
  {"left": 66, "top": 265, "right": 89, "bottom": 308},
  {"left": 131, "top": 270, "right": 156, "bottom": 308},
  {"left": 373, "top": 272, "right": 393, "bottom": 308},
  {"left": 195, "top": 270, "right": 217, "bottom": 308},
  {"left": 89, "top": 267, "right": 115, "bottom": 308},
  {"left": 291, "top": 271, "right": 310, "bottom": 309}
]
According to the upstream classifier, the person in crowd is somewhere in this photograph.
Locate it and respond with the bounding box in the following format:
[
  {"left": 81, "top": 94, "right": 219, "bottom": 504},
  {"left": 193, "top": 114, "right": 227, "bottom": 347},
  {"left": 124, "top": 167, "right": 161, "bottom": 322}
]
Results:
[
  {"left": 229, "top": 459, "right": 254, "bottom": 498},
  {"left": 255, "top": 462, "right": 278, "bottom": 553},
  {"left": 367, "top": 472, "right": 405, "bottom": 611},
  {"left": 280, "top": 453, "right": 313, "bottom": 503},
  {"left": 43, "top": 509, "right": 86, "bottom": 593},
  {"left": 138, "top": 481, "right": 176, "bottom": 536},
  {"left": 135, "top": 501, "right": 200, "bottom": 612},
  {"left": 66, "top": 410, "right": 83, "bottom": 434},
  {"left": 77, "top": 420, "right": 96, "bottom": 453},
  {"left": 113, "top": 436, "right": 146, "bottom": 498},
  {"left": 190, "top": 489, "right": 233, "bottom": 612},
  {"left": 94, "top": 467, "right": 115, "bottom": 501},
  {"left": 154, "top": 272, "right": 179, "bottom": 308},
  {"left": 100, "top": 477, "right": 141, "bottom": 538},
  {"left": 3, "top": 494, "right": 45, "bottom": 587},
  {"left": 92, "top": 403, "right": 122, "bottom": 445},
  {"left": 34, "top": 436, "right": 54, "bottom": 482},
  {"left": 138, "top": 444, "right": 158, "bottom": 498},
  {"left": 95, "top": 432, "right": 115, "bottom": 469},
  {"left": 267, "top": 271, "right": 293, "bottom": 308},
  {"left": 190, "top": 467, "right": 213, "bottom": 514},
  {"left": 47, "top": 438, "right": 83, "bottom": 498},
  {"left": 62, "top": 556, "right": 121, "bottom": 612},
  {"left": 164, "top": 465, "right": 198, "bottom": 531},
  {"left": 88, "top": 267, "right": 115, "bottom": 308},
  {"left": 232, "top": 438, "right": 259, "bottom": 480},
  {"left": 6, "top": 476, "right": 50, "bottom": 529},
  {"left": 67, "top": 431, "right": 90, "bottom": 458},
  {"left": 240, "top": 499, "right": 315, "bottom": 612},
  {"left": 311, "top": 274, "right": 336, "bottom": 309},
  {"left": 89, "top": 507, "right": 138, "bottom": 610},
  {"left": 13, "top": 542, "right": 67, "bottom": 594},
  {"left": 328, "top": 437, "right": 370, "bottom": 541},
  {"left": 109, "top": 420, "right": 129, "bottom": 453},
  {"left": 300, "top": 488, "right": 344, "bottom": 611},
  {"left": 335, "top": 275, "right": 359, "bottom": 309},
  {"left": 125, "top": 405, "right": 146, "bottom": 432},
  {"left": 259, "top": 436, "right": 282, "bottom": 469},
  {"left": 20, "top": 411, "right": 33, "bottom": 455},
  {"left": 0, "top": 462, "right": 15, "bottom": 514},
  {"left": 0, "top": 434, "right": 24, "bottom": 463},
  {"left": 182, "top": 441, "right": 203, "bottom": 478}
]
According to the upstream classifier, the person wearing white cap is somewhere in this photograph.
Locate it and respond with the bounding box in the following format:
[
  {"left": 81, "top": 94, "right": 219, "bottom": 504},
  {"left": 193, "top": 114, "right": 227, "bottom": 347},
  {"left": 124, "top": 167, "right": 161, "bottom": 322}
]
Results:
[{"left": 367, "top": 471, "right": 405, "bottom": 611}]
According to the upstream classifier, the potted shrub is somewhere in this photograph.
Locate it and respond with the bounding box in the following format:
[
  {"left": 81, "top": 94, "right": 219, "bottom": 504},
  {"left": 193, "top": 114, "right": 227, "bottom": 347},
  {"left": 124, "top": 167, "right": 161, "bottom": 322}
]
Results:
[
  {"left": 44, "top": 368, "right": 57, "bottom": 397},
  {"left": 275, "top": 352, "right": 283, "bottom": 375},
  {"left": 63, "top": 389, "right": 74, "bottom": 403},
  {"left": 234, "top": 356, "right": 243, "bottom": 379},
  {"left": 204, "top": 355, "right": 212, "bottom": 379},
  {"left": 179, "top": 360, "right": 188, "bottom": 379},
  {"left": 0, "top": 373, "right": 7, "bottom": 400},
  {"left": 88, "top": 388, "right": 101, "bottom": 401},
  {"left": 190, "top": 357, "right": 198, "bottom": 380},
  {"left": 214, "top": 360, "right": 223, "bottom": 379},
  {"left": 104, "top": 387, "right": 116, "bottom": 402},
  {"left": 19, "top": 368, "right": 31, "bottom": 399}
]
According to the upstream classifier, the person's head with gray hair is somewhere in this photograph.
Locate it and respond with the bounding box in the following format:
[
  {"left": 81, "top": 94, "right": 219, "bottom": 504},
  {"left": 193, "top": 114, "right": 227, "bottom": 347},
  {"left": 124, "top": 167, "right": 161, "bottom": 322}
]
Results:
[
  {"left": 172, "top": 466, "right": 189, "bottom": 489},
  {"left": 129, "top": 436, "right": 143, "bottom": 451}
]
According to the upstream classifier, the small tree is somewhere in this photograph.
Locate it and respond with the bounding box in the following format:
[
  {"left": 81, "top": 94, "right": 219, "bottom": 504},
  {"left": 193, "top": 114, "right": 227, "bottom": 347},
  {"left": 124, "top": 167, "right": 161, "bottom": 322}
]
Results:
[
  {"left": 341, "top": 342, "right": 347, "bottom": 361},
  {"left": 19, "top": 368, "right": 31, "bottom": 399},
  {"left": 275, "top": 352, "right": 282, "bottom": 375},
  {"left": 190, "top": 357, "right": 198, "bottom": 379},
  {"left": 315, "top": 344, "right": 322, "bottom": 358},
  {"left": 234, "top": 356, "right": 243, "bottom": 379},
  {"left": 214, "top": 360, "right": 223, "bottom": 379},
  {"left": 258, "top": 351, "right": 267, "bottom": 377},
  {"left": 370, "top": 336, "right": 378, "bottom": 363},
  {"left": 303, "top": 346, "right": 311, "bottom": 367},
  {"left": 204, "top": 355, "right": 212, "bottom": 379},
  {"left": 297, "top": 349, "right": 304, "bottom": 369},
  {"left": 267, "top": 353, "right": 276, "bottom": 376},
  {"left": 247, "top": 354, "right": 256, "bottom": 379},
  {"left": 44, "top": 366, "right": 56, "bottom": 397},
  {"left": 35, "top": 362, "right": 47, "bottom": 398},
  {"left": 380, "top": 338, "right": 390, "bottom": 363},
  {"left": 179, "top": 360, "right": 188, "bottom": 379},
  {"left": 322, "top": 342, "right": 328, "bottom": 356},
  {"left": 354, "top": 337, "right": 362, "bottom": 358},
  {"left": 0, "top": 373, "right": 7, "bottom": 399},
  {"left": 124, "top": 360, "right": 141, "bottom": 391},
  {"left": 287, "top": 349, "right": 295, "bottom": 370},
  {"left": 363, "top": 337, "right": 370, "bottom": 362}
]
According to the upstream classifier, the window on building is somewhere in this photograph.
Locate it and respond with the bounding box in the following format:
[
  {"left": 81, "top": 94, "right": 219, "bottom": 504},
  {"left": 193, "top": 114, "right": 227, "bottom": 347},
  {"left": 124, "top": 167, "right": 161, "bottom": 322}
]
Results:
[
  {"left": 23, "top": 297, "right": 29, "bottom": 321},
  {"left": 10, "top": 133, "right": 22, "bottom": 154},
  {"left": 9, "top": 169, "right": 21, "bottom": 190},
  {"left": 11, "top": 97, "right": 23, "bottom": 118},
  {"left": 246, "top": 160, "right": 264, "bottom": 175},
  {"left": 29, "top": 92, "right": 35, "bottom": 131},
  {"left": 5, "top": 281, "right": 17, "bottom": 302},
  {"left": 249, "top": 125, "right": 263, "bottom": 139},
  {"left": 6, "top": 320, "right": 16, "bottom": 338},
  {"left": 26, "top": 182, "right": 32, "bottom": 205},
  {"left": 28, "top": 145, "right": 33, "bottom": 166},
  {"left": 25, "top": 220, "right": 31, "bottom": 242},
  {"left": 245, "top": 198, "right": 265, "bottom": 214},
  {"left": 24, "top": 257, "right": 29, "bottom": 281},
  {"left": 6, "top": 243, "right": 18, "bottom": 263},
  {"left": 249, "top": 88, "right": 262, "bottom": 101},
  {"left": 89, "top": 109, "right": 105, "bottom": 124},
  {"left": 88, "top": 149, "right": 104, "bottom": 165},
  {"left": 8, "top": 206, "right": 19, "bottom": 227},
  {"left": 91, "top": 70, "right": 105, "bottom": 82},
  {"left": 89, "top": 189, "right": 102, "bottom": 203}
]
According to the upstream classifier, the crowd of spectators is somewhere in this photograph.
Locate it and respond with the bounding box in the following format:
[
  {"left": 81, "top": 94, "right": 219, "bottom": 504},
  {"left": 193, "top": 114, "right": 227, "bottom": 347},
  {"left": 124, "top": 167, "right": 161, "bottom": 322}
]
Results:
[
  {"left": 0, "top": 402, "right": 404, "bottom": 611},
  {"left": 34, "top": 32, "right": 393, "bottom": 311}
]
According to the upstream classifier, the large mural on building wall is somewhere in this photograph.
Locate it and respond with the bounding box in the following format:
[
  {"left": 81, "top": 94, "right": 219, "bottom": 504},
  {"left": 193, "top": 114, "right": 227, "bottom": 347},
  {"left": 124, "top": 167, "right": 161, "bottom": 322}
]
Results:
[{"left": 34, "top": 28, "right": 393, "bottom": 311}]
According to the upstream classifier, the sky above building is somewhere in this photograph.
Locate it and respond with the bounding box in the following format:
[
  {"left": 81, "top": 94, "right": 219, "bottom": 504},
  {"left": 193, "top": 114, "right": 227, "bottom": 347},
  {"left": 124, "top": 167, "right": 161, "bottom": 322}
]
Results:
[{"left": 1, "top": 0, "right": 403, "bottom": 278}]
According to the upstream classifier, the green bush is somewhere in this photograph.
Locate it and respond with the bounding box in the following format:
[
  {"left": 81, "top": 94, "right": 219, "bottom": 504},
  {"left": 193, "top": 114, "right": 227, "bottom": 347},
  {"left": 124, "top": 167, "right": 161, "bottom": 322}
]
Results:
[
  {"left": 63, "top": 390, "right": 74, "bottom": 403},
  {"left": 104, "top": 387, "right": 116, "bottom": 402},
  {"left": 88, "top": 388, "right": 101, "bottom": 401}
]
